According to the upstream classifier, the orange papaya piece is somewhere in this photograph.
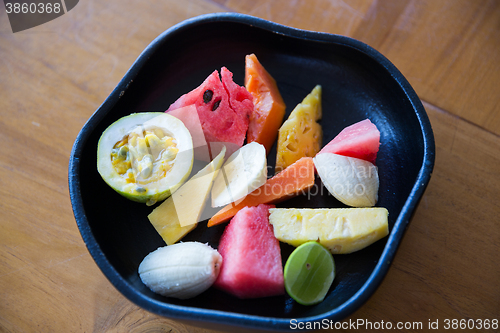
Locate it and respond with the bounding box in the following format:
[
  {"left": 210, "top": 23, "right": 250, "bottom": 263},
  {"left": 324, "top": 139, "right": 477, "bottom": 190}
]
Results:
[
  {"left": 245, "top": 54, "right": 287, "bottom": 155},
  {"left": 207, "top": 157, "right": 315, "bottom": 227}
]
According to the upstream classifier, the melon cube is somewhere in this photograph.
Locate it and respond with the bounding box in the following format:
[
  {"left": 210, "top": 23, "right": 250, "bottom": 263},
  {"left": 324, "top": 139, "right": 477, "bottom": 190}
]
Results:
[{"left": 214, "top": 204, "right": 285, "bottom": 298}]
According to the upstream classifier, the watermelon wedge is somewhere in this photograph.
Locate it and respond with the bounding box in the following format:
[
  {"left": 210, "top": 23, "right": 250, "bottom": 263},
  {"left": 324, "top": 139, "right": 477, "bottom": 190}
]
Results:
[
  {"left": 318, "top": 119, "right": 380, "bottom": 164},
  {"left": 214, "top": 204, "right": 285, "bottom": 299},
  {"left": 167, "top": 67, "right": 253, "bottom": 156}
]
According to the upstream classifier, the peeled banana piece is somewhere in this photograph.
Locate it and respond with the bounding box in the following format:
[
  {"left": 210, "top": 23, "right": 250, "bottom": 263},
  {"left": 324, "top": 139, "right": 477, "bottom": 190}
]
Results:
[{"left": 138, "top": 242, "right": 222, "bottom": 299}]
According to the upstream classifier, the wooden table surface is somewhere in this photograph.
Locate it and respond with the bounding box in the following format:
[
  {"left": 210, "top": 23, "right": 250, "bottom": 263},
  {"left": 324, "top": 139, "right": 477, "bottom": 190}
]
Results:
[{"left": 1, "top": 0, "right": 499, "bottom": 332}]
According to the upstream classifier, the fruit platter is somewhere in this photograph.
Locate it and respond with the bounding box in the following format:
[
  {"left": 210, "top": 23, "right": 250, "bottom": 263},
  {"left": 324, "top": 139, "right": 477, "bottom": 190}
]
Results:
[{"left": 69, "top": 13, "right": 434, "bottom": 331}]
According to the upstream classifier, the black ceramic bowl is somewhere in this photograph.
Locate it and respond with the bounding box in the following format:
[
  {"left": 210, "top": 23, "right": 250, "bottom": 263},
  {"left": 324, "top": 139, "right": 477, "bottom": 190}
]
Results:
[{"left": 69, "top": 13, "right": 435, "bottom": 332}]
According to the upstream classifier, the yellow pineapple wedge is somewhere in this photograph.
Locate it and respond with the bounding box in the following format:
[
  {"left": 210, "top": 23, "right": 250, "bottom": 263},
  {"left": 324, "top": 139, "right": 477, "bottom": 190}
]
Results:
[
  {"left": 148, "top": 147, "right": 226, "bottom": 245},
  {"left": 269, "top": 207, "right": 389, "bottom": 254},
  {"left": 275, "top": 85, "right": 322, "bottom": 172}
]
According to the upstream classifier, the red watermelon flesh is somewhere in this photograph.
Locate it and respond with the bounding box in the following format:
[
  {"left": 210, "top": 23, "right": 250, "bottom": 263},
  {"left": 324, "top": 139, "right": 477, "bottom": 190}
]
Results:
[
  {"left": 166, "top": 67, "right": 253, "bottom": 149},
  {"left": 214, "top": 204, "right": 285, "bottom": 299},
  {"left": 318, "top": 119, "right": 380, "bottom": 164}
]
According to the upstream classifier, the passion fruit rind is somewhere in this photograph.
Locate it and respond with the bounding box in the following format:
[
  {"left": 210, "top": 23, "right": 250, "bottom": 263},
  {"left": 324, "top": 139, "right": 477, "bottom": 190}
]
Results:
[{"left": 97, "top": 112, "right": 194, "bottom": 205}]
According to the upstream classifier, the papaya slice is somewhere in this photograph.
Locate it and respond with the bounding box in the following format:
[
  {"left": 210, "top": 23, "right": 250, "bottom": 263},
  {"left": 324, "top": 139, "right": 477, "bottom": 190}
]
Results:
[
  {"left": 207, "top": 157, "right": 315, "bottom": 227},
  {"left": 245, "top": 54, "right": 286, "bottom": 155}
]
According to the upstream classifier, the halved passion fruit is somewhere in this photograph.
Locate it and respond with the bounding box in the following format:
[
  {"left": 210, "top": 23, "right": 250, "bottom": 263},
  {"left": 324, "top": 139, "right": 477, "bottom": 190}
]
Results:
[{"left": 97, "top": 112, "right": 194, "bottom": 206}]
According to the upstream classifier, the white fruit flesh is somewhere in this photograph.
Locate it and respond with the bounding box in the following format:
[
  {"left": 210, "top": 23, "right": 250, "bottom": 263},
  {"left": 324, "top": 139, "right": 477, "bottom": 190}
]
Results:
[
  {"left": 97, "top": 113, "right": 194, "bottom": 205},
  {"left": 313, "top": 153, "right": 379, "bottom": 207},
  {"left": 138, "top": 242, "right": 222, "bottom": 299},
  {"left": 211, "top": 142, "right": 267, "bottom": 207},
  {"left": 269, "top": 207, "right": 389, "bottom": 254}
]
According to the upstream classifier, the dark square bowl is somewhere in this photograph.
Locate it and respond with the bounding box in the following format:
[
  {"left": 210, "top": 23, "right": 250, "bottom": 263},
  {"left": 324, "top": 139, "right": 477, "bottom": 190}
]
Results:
[{"left": 69, "top": 13, "right": 435, "bottom": 332}]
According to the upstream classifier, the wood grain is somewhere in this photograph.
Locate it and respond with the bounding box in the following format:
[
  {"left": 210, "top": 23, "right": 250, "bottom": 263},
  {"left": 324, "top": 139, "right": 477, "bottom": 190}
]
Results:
[{"left": 0, "top": 0, "right": 498, "bottom": 332}]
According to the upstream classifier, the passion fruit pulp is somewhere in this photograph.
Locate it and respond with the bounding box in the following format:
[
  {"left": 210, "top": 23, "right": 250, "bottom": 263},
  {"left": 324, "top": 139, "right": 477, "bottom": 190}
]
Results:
[{"left": 97, "top": 112, "right": 194, "bottom": 206}]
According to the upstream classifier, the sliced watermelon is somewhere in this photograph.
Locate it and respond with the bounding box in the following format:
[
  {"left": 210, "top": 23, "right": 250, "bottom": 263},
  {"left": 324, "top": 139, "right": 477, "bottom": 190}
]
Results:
[
  {"left": 214, "top": 204, "right": 285, "bottom": 299},
  {"left": 318, "top": 119, "right": 380, "bottom": 164},
  {"left": 167, "top": 67, "right": 253, "bottom": 152}
]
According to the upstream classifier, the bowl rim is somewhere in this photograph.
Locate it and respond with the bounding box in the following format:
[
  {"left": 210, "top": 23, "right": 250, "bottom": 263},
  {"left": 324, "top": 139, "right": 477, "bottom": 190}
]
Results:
[{"left": 68, "top": 12, "right": 435, "bottom": 331}]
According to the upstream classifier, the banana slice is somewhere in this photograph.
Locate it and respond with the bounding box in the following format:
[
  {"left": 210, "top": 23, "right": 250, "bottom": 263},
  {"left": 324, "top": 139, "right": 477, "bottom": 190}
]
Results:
[{"left": 211, "top": 142, "right": 267, "bottom": 207}]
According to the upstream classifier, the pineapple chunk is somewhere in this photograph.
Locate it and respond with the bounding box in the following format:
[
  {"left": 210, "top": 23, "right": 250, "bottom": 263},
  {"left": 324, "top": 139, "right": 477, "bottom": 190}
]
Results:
[
  {"left": 275, "top": 85, "right": 322, "bottom": 172},
  {"left": 269, "top": 207, "right": 389, "bottom": 254}
]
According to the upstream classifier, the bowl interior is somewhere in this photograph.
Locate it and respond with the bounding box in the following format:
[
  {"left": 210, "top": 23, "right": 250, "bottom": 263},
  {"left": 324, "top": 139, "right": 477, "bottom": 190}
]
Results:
[{"left": 71, "top": 14, "right": 431, "bottom": 329}]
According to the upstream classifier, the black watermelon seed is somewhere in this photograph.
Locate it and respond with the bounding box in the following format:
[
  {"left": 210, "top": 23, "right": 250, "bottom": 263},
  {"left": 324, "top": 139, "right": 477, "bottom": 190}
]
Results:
[
  {"left": 212, "top": 99, "right": 221, "bottom": 111},
  {"left": 203, "top": 90, "right": 213, "bottom": 103}
]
